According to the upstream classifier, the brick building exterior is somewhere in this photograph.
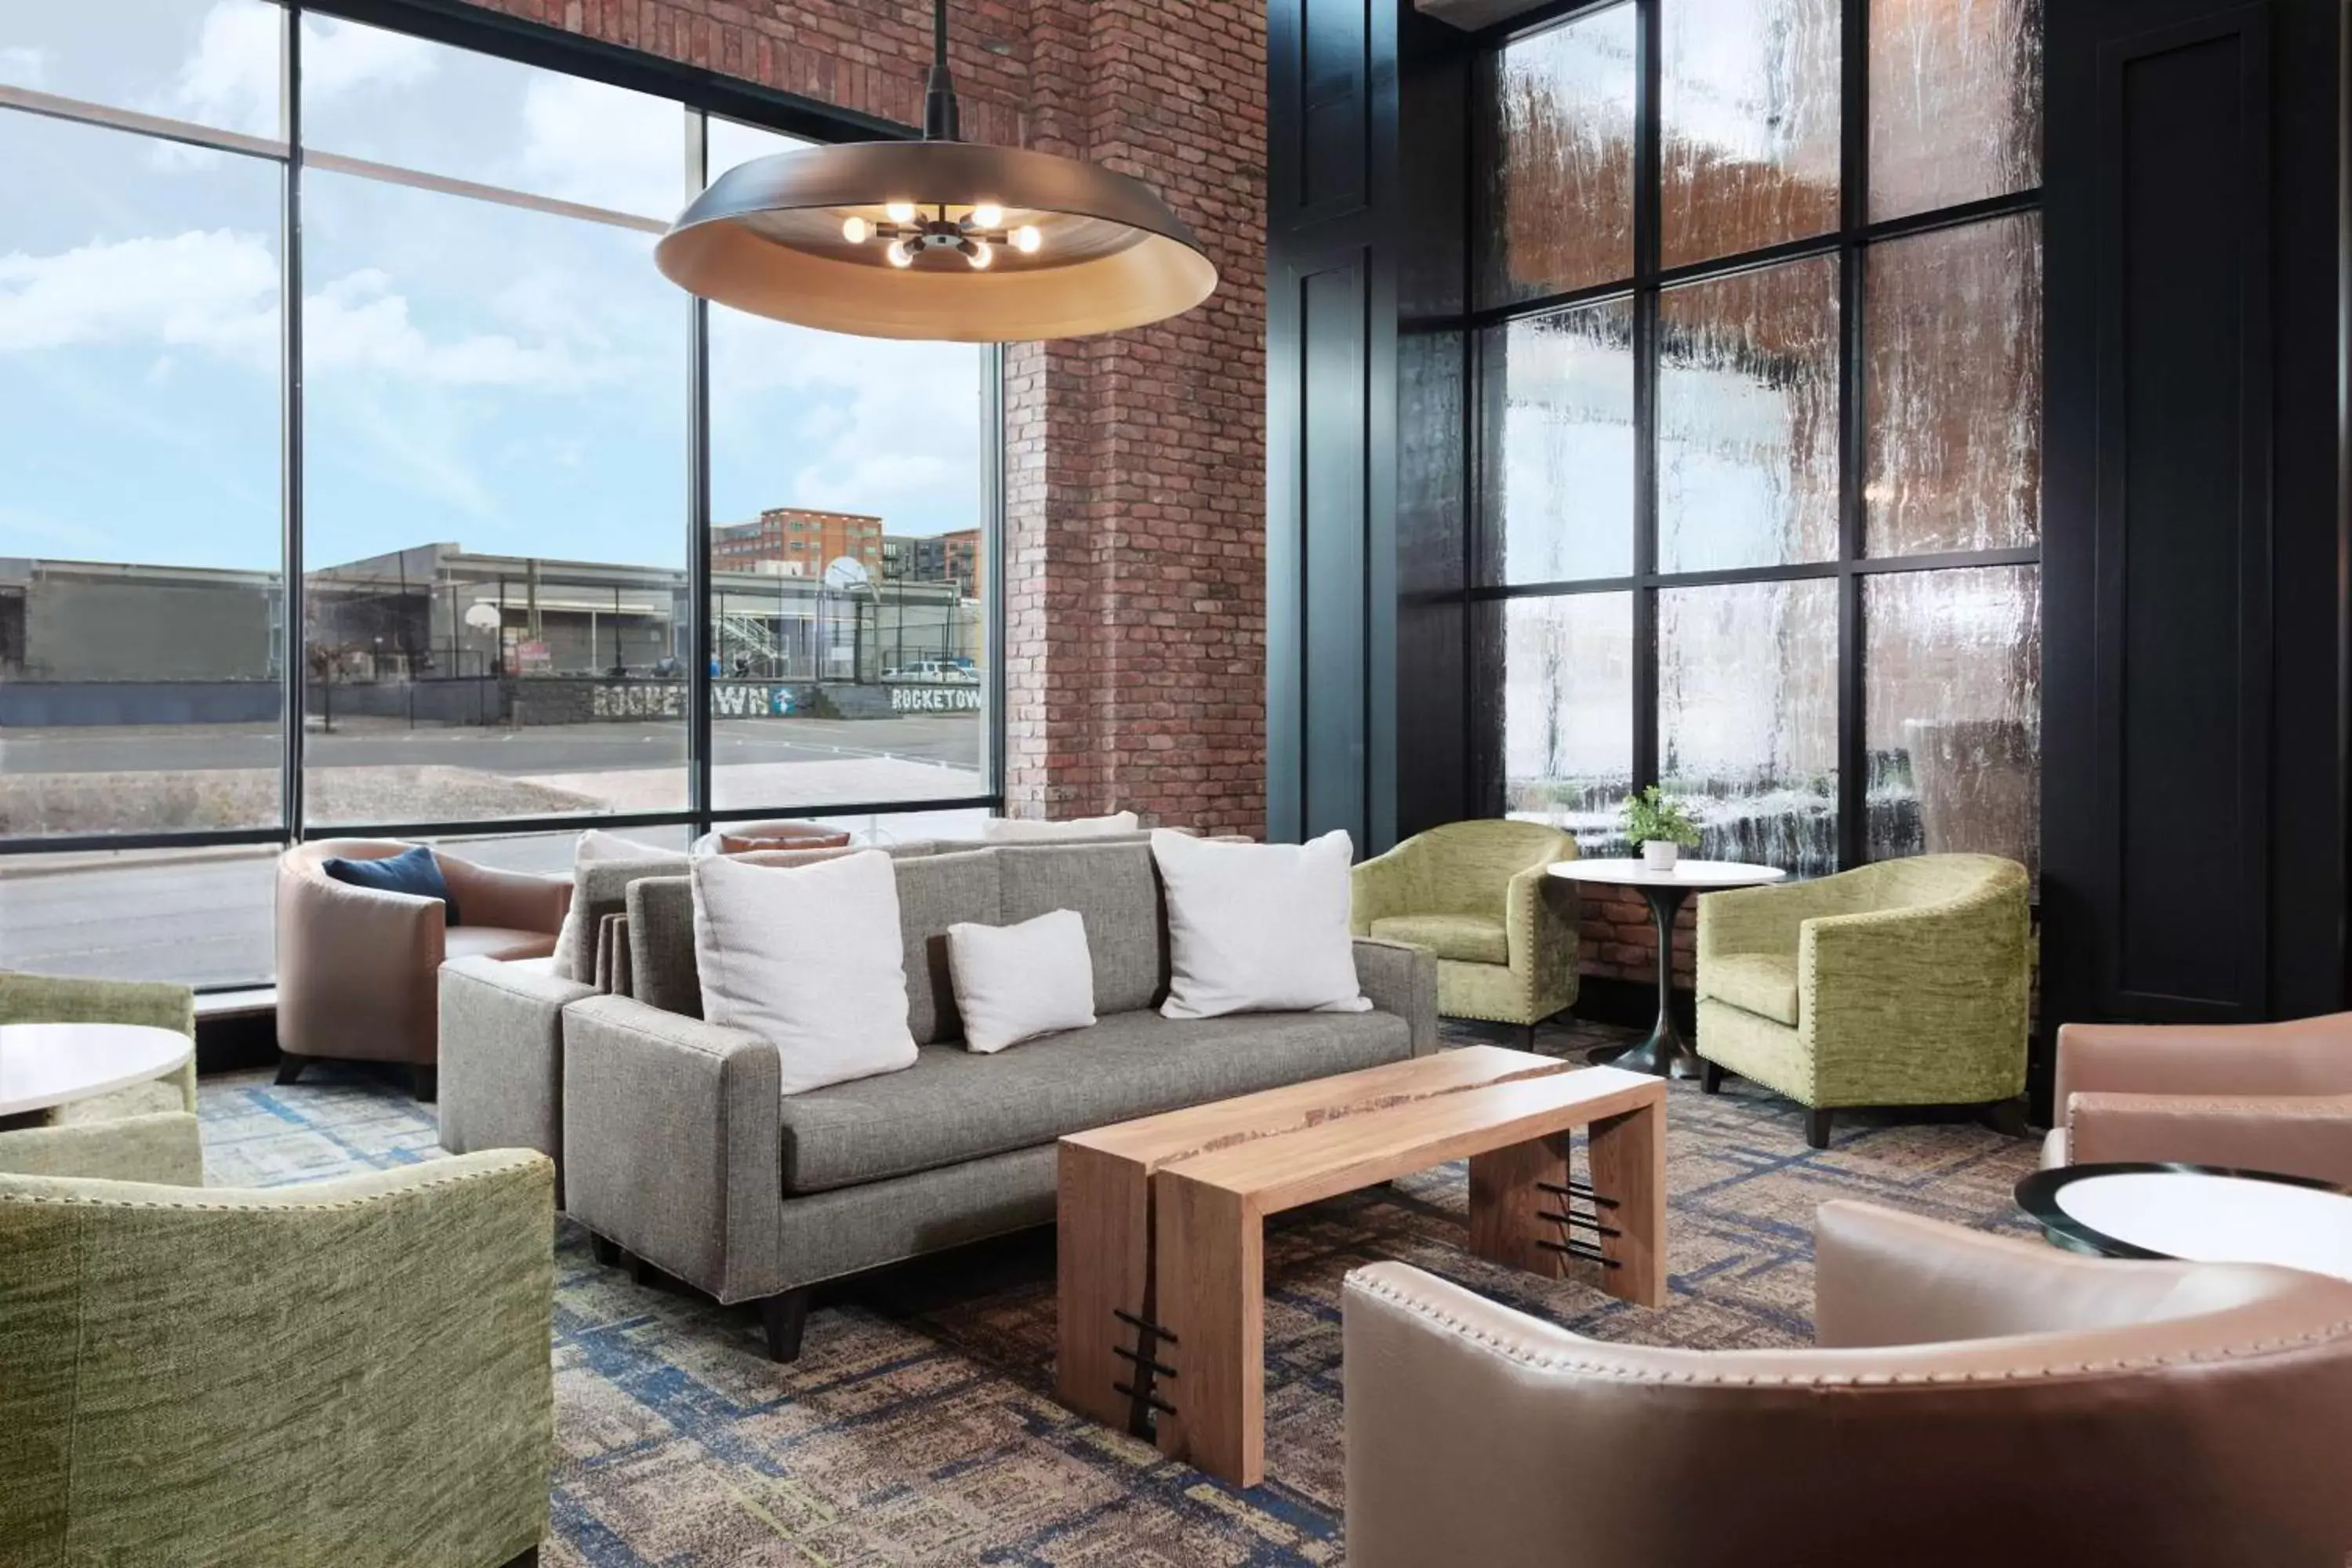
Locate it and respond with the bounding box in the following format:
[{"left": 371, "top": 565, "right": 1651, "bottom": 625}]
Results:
[
  {"left": 713, "top": 506, "right": 886, "bottom": 579},
  {"left": 463, "top": 0, "right": 1269, "bottom": 836}
]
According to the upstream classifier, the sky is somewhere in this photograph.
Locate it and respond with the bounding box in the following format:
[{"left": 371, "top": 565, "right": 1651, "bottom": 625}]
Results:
[{"left": 0, "top": 0, "right": 987, "bottom": 576}]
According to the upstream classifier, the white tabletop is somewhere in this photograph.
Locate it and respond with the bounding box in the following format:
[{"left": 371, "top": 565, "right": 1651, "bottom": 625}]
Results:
[
  {"left": 1545, "top": 858, "right": 1789, "bottom": 891},
  {"left": 0, "top": 1022, "right": 194, "bottom": 1117},
  {"left": 2056, "top": 1171, "right": 2352, "bottom": 1281}
]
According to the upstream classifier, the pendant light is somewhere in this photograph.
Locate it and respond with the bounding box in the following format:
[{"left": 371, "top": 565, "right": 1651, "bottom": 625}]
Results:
[{"left": 655, "top": 0, "right": 1219, "bottom": 343}]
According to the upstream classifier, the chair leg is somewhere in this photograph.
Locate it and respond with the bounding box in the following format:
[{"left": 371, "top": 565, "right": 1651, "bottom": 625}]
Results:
[
  {"left": 1980, "top": 1096, "right": 2031, "bottom": 1138},
  {"left": 411, "top": 1065, "right": 437, "bottom": 1103},
  {"left": 627, "top": 1250, "right": 660, "bottom": 1288},
  {"left": 1805, "top": 1107, "right": 1834, "bottom": 1150},
  {"left": 1521, "top": 1022, "right": 1537, "bottom": 1052},
  {"left": 501, "top": 1549, "right": 539, "bottom": 1568},
  {"left": 588, "top": 1233, "right": 621, "bottom": 1267},
  {"left": 274, "top": 1052, "right": 309, "bottom": 1087},
  {"left": 760, "top": 1288, "right": 813, "bottom": 1363},
  {"left": 1700, "top": 1059, "right": 1724, "bottom": 1094}
]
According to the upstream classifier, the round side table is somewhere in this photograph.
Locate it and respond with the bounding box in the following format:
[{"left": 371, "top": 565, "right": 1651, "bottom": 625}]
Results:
[
  {"left": 0, "top": 1022, "right": 194, "bottom": 1120},
  {"left": 1545, "top": 858, "right": 1788, "bottom": 1079},
  {"left": 2016, "top": 1163, "right": 2352, "bottom": 1280}
]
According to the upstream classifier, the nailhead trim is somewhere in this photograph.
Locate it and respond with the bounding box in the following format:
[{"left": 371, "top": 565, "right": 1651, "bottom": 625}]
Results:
[
  {"left": 0, "top": 1157, "right": 540, "bottom": 1212},
  {"left": 1346, "top": 1271, "right": 2352, "bottom": 1386}
]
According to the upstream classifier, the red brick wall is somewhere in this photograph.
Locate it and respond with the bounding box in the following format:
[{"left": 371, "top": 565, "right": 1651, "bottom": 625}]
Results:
[
  {"left": 463, "top": 0, "right": 1269, "bottom": 837},
  {"left": 1576, "top": 897, "right": 1694, "bottom": 988}
]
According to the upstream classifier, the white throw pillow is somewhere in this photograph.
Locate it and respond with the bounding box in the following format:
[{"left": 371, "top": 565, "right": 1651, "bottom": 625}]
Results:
[
  {"left": 1151, "top": 829, "right": 1370, "bottom": 1019},
  {"left": 978, "top": 811, "right": 1141, "bottom": 843},
  {"left": 689, "top": 849, "right": 918, "bottom": 1095},
  {"left": 550, "top": 828, "right": 677, "bottom": 980},
  {"left": 946, "top": 908, "right": 1098, "bottom": 1053}
]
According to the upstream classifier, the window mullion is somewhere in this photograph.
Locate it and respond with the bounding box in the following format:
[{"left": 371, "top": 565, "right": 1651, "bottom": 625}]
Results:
[{"left": 1631, "top": 0, "right": 1663, "bottom": 794}]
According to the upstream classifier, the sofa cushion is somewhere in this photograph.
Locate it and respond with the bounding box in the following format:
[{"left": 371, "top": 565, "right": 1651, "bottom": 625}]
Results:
[
  {"left": 1368, "top": 913, "right": 1508, "bottom": 966},
  {"left": 895, "top": 851, "right": 1003, "bottom": 1044},
  {"left": 445, "top": 926, "right": 560, "bottom": 964},
  {"left": 1702, "top": 953, "right": 1801, "bottom": 1026},
  {"left": 995, "top": 841, "right": 1167, "bottom": 1013},
  {"left": 776, "top": 1006, "right": 1414, "bottom": 1194},
  {"left": 323, "top": 844, "right": 458, "bottom": 923},
  {"left": 554, "top": 849, "right": 690, "bottom": 982}
]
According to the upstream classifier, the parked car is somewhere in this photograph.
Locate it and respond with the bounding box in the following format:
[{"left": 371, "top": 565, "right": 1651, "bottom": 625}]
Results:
[{"left": 883, "top": 659, "right": 980, "bottom": 684}]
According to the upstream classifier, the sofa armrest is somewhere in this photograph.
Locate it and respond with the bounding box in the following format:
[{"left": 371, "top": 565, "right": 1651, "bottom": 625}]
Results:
[
  {"left": 2054, "top": 1014, "right": 2352, "bottom": 1106},
  {"left": 1696, "top": 873, "right": 1857, "bottom": 962},
  {"left": 2064, "top": 1091, "right": 2352, "bottom": 1185},
  {"left": 1355, "top": 938, "right": 1439, "bottom": 1058},
  {"left": 560, "top": 994, "right": 783, "bottom": 1302},
  {"left": 1349, "top": 840, "right": 1421, "bottom": 936},
  {"left": 437, "top": 956, "right": 595, "bottom": 1186},
  {"left": 1798, "top": 880, "right": 2031, "bottom": 1104},
  {"left": 1505, "top": 862, "right": 1579, "bottom": 1004},
  {"left": 441, "top": 858, "right": 572, "bottom": 935},
  {"left": 0, "top": 1111, "right": 204, "bottom": 1185},
  {"left": 0, "top": 1150, "right": 553, "bottom": 1567}
]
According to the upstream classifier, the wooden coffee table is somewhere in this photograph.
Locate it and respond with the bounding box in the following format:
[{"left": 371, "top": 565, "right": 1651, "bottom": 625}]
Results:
[{"left": 1056, "top": 1045, "right": 1666, "bottom": 1486}]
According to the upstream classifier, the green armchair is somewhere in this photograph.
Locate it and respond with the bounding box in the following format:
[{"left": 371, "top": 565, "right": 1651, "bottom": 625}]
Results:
[
  {"left": 1695, "top": 854, "right": 2031, "bottom": 1148},
  {"left": 0, "top": 1150, "right": 556, "bottom": 1567},
  {"left": 1350, "top": 820, "right": 1580, "bottom": 1040},
  {"left": 0, "top": 971, "right": 201, "bottom": 1184}
]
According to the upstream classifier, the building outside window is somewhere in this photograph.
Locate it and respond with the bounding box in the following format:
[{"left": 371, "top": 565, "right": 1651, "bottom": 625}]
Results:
[{"left": 0, "top": 0, "right": 1001, "bottom": 987}]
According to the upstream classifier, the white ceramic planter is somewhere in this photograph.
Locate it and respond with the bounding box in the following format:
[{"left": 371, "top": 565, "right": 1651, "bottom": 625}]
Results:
[{"left": 1641, "top": 840, "right": 1680, "bottom": 872}]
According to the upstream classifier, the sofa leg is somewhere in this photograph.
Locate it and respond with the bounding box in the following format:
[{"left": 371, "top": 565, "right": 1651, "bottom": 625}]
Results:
[
  {"left": 1980, "top": 1096, "right": 2031, "bottom": 1138},
  {"left": 1805, "top": 1108, "right": 1834, "bottom": 1150},
  {"left": 1700, "top": 1059, "right": 1724, "bottom": 1094},
  {"left": 760, "top": 1289, "right": 813, "bottom": 1363},
  {"left": 412, "top": 1065, "right": 437, "bottom": 1103},
  {"left": 1521, "top": 1022, "right": 1537, "bottom": 1052},
  {"left": 588, "top": 1232, "right": 620, "bottom": 1267},
  {"left": 626, "top": 1250, "right": 661, "bottom": 1288},
  {"left": 502, "top": 1551, "right": 539, "bottom": 1568},
  {"left": 274, "top": 1052, "right": 309, "bottom": 1087}
]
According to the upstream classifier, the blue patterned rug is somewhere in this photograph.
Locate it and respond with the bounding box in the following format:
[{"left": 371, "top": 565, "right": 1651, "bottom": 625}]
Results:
[{"left": 198, "top": 1020, "right": 2041, "bottom": 1566}]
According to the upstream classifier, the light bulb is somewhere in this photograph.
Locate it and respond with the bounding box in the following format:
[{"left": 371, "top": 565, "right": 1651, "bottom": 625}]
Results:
[
  {"left": 841, "top": 215, "right": 869, "bottom": 244},
  {"left": 969, "top": 201, "right": 1004, "bottom": 230},
  {"left": 887, "top": 239, "right": 916, "bottom": 268},
  {"left": 884, "top": 200, "right": 916, "bottom": 223},
  {"left": 966, "top": 240, "right": 993, "bottom": 270},
  {"left": 1011, "top": 224, "right": 1043, "bottom": 254}
]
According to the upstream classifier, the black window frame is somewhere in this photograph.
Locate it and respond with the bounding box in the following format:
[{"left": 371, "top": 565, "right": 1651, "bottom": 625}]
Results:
[
  {"left": 1465, "top": 0, "right": 2042, "bottom": 873},
  {"left": 0, "top": 0, "right": 1010, "bottom": 984}
]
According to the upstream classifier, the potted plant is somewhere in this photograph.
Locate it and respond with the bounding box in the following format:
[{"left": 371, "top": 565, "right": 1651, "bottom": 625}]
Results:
[{"left": 1619, "top": 786, "right": 1701, "bottom": 872}]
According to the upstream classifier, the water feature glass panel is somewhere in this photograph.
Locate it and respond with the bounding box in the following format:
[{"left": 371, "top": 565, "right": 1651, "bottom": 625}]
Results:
[
  {"left": 1869, "top": 0, "right": 2043, "bottom": 220},
  {"left": 1494, "top": 594, "right": 1635, "bottom": 853},
  {"left": 1864, "top": 565, "right": 2040, "bottom": 875},
  {"left": 1479, "top": 298, "right": 1637, "bottom": 585},
  {"left": 1864, "top": 213, "right": 2042, "bottom": 556},
  {"left": 1661, "top": 0, "right": 1841, "bottom": 267},
  {"left": 1658, "top": 578, "right": 1838, "bottom": 877},
  {"left": 1477, "top": 3, "right": 1637, "bottom": 308},
  {"left": 1657, "top": 254, "right": 1840, "bottom": 572}
]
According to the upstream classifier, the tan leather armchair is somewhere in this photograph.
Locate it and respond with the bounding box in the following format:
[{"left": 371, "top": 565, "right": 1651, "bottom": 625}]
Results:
[
  {"left": 2044, "top": 1013, "right": 2352, "bottom": 1183},
  {"left": 277, "top": 840, "right": 570, "bottom": 1101},
  {"left": 1344, "top": 1200, "right": 2352, "bottom": 1567}
]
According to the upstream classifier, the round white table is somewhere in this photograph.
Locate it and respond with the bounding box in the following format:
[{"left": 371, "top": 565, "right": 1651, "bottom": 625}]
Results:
[
  {"left": 0, "top": 1022, "right": 194, "bottom": 1119},
  {"left": 2016, "top": 1163, "right": 2352, "bottom": 1280},
  {"left": 1546, "top": 858, "right": 1788, "bottom": 1078}
]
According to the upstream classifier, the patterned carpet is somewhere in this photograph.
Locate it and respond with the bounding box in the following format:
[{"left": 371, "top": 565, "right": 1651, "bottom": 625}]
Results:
[{"left": 198, "top": 1018, "right": 2042, "bottom": 1566}]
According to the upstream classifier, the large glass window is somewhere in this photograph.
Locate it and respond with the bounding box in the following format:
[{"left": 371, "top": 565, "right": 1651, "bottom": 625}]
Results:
[
  {"left": 1480, "top": 0, "right": 2042, "bottom": 881},
  {"left": 0, "top": 3, "right": 1001, "bottom": 985}
]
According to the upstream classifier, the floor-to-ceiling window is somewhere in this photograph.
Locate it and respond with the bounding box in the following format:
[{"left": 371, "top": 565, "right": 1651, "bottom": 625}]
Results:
[
  {"left": 0, "top": 0, "right": 1001, "bottom": 985},
  {"left": 1476, "top": 0, "right": 2042, "bottom": 880}
]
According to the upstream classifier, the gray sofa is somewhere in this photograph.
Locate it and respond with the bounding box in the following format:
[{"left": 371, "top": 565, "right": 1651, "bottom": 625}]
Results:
[{"left": 557, "top": 839, "right": 1439, "bottom": 1360}]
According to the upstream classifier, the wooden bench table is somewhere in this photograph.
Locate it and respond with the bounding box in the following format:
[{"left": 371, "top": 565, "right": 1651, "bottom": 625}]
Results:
[{"left": 1056, "top": 1045, "right": 1667, "bottom": 1487}]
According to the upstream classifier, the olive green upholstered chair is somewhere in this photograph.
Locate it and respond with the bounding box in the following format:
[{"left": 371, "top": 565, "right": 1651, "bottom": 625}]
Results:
[
  {"left": 0, "top": 971, "right": 201, "bottom": 1185},
  {"left": 1350, "top": 820, "right": 1580, "bottom": 1041},
  {"left": 0, "top": 1150, "right": 556, "bottom": 1568},
  {"left": 1695, "top": 854, "right": 2031, "bottom": 1149}
]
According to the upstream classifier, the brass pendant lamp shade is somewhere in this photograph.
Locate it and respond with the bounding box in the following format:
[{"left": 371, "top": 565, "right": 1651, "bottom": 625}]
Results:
[{"left": 655, "top": 3, "right": 1218, "bottom": 342}]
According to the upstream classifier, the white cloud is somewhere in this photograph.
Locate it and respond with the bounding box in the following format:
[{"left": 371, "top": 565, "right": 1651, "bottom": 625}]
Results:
[
  {"left": 0, "top": 45, "right": 53, "bottom": 90},
  {"left": 514, "top": 74, "right": 689, "bottom": 220},
  {"left": 160, "top": 3, "right": 437, "bottom": 134},
  {"left": 305, "top": 269, "right": 610, "bottom": 387},
  {"left": 0, "top": 230, "right": 279, "bottom": 359}
]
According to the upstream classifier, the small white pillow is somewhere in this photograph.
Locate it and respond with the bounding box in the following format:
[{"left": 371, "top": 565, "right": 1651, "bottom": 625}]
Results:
[
  {"left": 689, "top": 849, "right": 918, "bottom": 1095},
  {"left": 946, "top": 908, "right": 1098, "bottom": 1053},
  {"left": 978, "top": 811, "right": 1141, "bottom": 843},
  {"left": 550, "top": 828, "right": 677, "bottom": 980},
  {"left": 1150, "top": 828, "right": 1370, "bottom": 1019}
]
